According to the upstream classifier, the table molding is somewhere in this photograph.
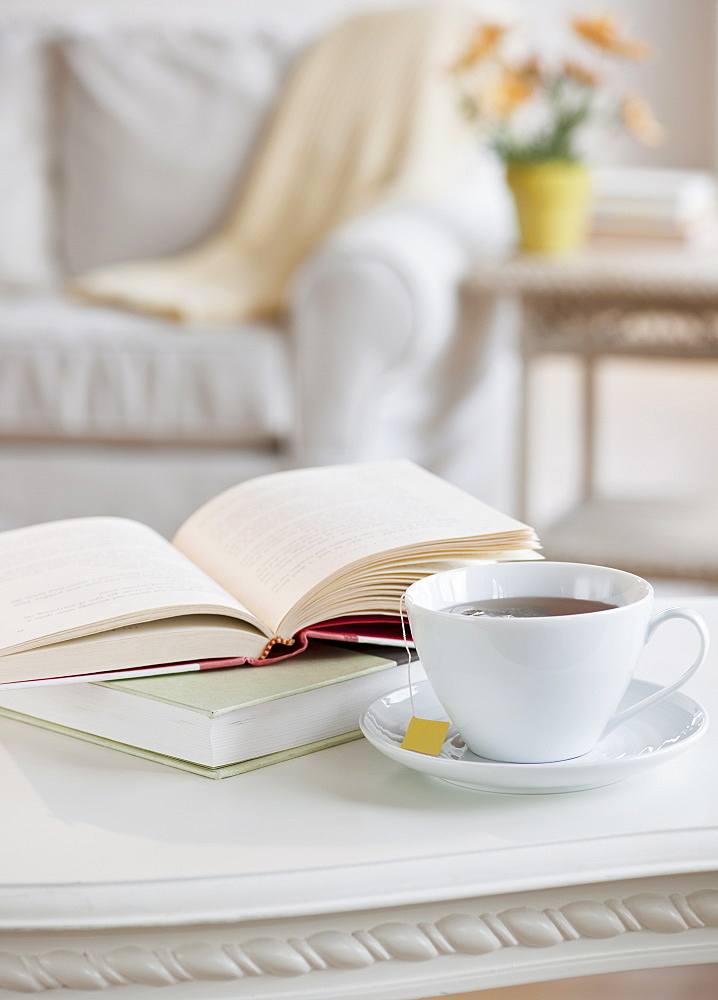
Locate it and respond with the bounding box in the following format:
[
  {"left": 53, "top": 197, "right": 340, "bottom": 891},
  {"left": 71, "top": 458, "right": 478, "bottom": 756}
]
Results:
[
  {"left": 3, "top": 874, "right": 718, "bottom": 998},
  {"left": 3, "top": 827, "right": 718, "bottom": 933}
]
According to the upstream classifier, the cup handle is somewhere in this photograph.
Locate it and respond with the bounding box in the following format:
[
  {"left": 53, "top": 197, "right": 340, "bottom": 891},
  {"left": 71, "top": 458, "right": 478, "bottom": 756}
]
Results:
[{"left": 602, "top": 608, "right": 710, "bottom": 735}]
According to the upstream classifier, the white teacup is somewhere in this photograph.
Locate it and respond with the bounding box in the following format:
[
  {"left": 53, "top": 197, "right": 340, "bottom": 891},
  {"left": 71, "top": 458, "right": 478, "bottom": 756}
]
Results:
[{"left": 405, "top": 561, "right": 709, "bottom": 764}]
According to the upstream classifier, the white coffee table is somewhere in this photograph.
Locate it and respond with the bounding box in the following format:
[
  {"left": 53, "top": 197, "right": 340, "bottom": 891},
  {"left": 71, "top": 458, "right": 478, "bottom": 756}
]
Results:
[{"left": 1, "top": 595, "right": 717, "bottom": 1000}]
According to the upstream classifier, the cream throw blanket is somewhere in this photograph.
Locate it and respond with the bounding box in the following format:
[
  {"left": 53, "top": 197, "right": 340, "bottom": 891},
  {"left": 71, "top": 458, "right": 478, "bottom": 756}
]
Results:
[{"left": 72, "top": 5, "right": 473, "bottom": 324}]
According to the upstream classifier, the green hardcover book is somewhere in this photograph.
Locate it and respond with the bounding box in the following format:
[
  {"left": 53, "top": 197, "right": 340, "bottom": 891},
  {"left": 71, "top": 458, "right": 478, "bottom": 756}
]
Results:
[{"left": 0, "top": 643, "right": 420, "bottom": 778}]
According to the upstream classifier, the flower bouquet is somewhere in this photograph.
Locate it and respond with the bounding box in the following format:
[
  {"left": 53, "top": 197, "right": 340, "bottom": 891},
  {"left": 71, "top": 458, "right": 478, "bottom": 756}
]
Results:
[{"left": 450, "top": 13, "right": 664, "bottom": 252}]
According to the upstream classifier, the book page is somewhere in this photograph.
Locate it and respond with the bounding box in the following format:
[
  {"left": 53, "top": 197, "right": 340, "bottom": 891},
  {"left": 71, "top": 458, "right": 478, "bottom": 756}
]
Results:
[
  {"left": 173, "top": 460, "right": 535, "bottom": 636},
  {"left": 0, "top": 517, "right": 264, "bottom": 654}
]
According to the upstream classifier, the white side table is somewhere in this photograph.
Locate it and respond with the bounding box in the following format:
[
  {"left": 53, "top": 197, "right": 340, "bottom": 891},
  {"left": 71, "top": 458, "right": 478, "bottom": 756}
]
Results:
[
  {"left": 470, "top": 247, "right": 718, "bottom": 579},
  {"left": 0, "top": 594, "right": 717, "bottom": 1000}
]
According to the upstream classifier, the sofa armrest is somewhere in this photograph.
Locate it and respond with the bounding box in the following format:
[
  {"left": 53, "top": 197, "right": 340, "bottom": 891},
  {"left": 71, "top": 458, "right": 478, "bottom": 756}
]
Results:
[
  {"left": 287, "top": 170, "right": 518, "bottom": 500},
  {"left": 288, "top": 205, "right": 464, "bottom": 465}
]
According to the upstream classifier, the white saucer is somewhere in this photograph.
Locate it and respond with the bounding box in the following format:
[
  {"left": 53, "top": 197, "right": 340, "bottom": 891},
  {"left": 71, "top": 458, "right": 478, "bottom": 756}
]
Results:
[{"left": 359, "top": 678, "right": 708, "bottom": 794}]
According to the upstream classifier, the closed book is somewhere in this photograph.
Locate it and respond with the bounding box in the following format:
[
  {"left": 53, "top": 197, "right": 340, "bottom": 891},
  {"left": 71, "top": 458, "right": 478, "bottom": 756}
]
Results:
[
  {"left": 591, "top": 167, "right": 718, "bottom": 241},
  {"left": 0, "top": 642, "right": 423, "bottom": 777}
]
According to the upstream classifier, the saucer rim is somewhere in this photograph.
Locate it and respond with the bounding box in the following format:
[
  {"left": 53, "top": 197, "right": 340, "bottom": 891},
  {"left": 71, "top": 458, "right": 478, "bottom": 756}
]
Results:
[{"left": 359, "top": 679, "right": 708, "bottom": 785}]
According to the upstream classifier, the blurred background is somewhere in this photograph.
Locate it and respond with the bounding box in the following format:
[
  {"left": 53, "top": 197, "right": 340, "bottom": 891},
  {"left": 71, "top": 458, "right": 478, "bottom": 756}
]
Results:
[{"left": 1, "top": 0, "right": 717, "bottom": 591}]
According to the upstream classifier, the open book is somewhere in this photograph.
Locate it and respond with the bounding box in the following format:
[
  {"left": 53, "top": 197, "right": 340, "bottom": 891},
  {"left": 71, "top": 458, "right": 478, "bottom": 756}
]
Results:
[{"left": 0, "top": 460, "right": 540, "bottom": 687}]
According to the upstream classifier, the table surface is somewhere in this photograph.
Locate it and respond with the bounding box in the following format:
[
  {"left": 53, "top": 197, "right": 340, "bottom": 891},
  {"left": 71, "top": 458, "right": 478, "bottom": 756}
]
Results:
[
  {"left": 2, "top": 596, "right": 717, "bottom": 999},
  {"left": 1, "top": 596, "right": 717, "bottom": 922},
  {"left": 471, "top": 245, "right": 718, "bottom": 297}
]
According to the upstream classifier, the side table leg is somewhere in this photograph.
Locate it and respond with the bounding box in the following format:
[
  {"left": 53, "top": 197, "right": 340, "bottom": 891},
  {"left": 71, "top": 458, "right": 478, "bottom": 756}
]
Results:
[
  {"left": 517, "top": 352, "right": 531, "bottom": 523},
  {"left": 582, "top": 354, "right": 596, "bottom": 503}
]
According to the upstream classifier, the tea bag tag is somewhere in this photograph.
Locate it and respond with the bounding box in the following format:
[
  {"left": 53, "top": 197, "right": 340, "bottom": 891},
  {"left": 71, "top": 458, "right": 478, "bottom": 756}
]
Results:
[
  {"left": 398, "top": 592, "right": 450, "bottom": 756},
  {"left": 401, "top": 716, "right": 450, "bottom": 754}
]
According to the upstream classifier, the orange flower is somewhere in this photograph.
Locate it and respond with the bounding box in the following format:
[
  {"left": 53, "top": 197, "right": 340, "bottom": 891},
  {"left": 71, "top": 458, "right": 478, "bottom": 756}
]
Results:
[
  {"left": 620, "top": 94, "right": 666, "bottom": 145},
  {"left": 562, "top": 60, "right": 601, "bottom": 88},
  {"left": 484, "top": 67, "right": 535, "bottom": 117},
  {"left": 517, "top": 57, "right": 543, "bottom": 83},
  {"left": 572, "top": 13, "right": 651, "bottom": 59},
  {"left": 449, "top": 23, "right": 507, "bottom": 73}
]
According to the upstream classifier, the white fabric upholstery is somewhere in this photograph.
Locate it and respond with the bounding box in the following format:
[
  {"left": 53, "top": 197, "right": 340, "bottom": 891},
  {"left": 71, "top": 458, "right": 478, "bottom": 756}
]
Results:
[
  {"left": 57, "top": 27, "right": 301, "bottom": 275},
  {"left": 0, "top": 443, "right": 283, "bottom": 538},
  {"left": 291, "top": 190, "right": 519, "bottom": 509},
  {"left": 0, "top": 12, "right": 520, "bottom": 533},
  {"left": 0, "top": 296, "right": 291, "bottom": 444},
  {"left": 0, "top": 31, "right": 54, "bottom": 290}
]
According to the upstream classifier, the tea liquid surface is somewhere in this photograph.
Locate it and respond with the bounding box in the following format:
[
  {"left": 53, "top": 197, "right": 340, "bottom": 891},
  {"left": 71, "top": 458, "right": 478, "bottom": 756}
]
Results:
[{"left": 446, "top": 596, "right": 618, "bottom": 619}]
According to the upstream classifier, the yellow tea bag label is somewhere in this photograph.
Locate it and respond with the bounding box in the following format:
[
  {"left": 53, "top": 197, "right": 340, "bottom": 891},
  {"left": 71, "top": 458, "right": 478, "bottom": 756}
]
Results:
[{"left": 401, "top": 717, "right": 450, "bottom": 755}]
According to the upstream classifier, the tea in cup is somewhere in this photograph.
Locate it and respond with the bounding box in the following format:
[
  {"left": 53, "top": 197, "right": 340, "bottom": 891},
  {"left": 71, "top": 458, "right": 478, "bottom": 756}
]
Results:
[{"left": 405, "top": 561, "right": 709, "bottom": 764}]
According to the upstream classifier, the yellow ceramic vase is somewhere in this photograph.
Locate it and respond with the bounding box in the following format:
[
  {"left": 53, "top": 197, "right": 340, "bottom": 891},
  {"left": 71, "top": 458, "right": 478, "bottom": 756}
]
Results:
[{"left": 506, "top": 161, "right": 592, "bottom": 254}]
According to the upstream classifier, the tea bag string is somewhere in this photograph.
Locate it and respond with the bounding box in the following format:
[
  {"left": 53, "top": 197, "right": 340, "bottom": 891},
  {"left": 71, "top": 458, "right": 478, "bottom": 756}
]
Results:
[
  {"left": 399, "top": 591, "right": 417, "bottom": 716},
  {"left": 398, "top": 590, "right": 452, "bottom": 755}
]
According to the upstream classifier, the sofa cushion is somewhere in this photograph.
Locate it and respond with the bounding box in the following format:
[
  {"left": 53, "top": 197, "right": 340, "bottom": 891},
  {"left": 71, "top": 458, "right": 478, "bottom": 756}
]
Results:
[
  {"left": 57, "top": 26, "right": 302, "bottom": 275},
  {"left": 0, "top": 31, "right": 55, "bottom": 291},
  {"left": 0, "top": 443, "right": 285, "bottom": 538},
  {"left": 0, "top": 296, "right": 291, "bottom": 445}
]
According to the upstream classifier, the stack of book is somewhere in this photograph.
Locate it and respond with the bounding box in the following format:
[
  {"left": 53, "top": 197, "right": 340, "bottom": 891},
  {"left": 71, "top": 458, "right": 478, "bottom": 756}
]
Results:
[
  {"left": 0, "top": 640, "right": 424, "bottom": 778},
  {"left": 0, "top": 459, "right": 539, "bottom": 776},
  {"left": 590, "top": 167, "right": 718, "bottom": 247}
]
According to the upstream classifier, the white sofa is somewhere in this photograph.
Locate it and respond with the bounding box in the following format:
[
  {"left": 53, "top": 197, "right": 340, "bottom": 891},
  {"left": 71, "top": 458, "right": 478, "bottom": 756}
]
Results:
[{"left": 0, "top": 9, "right": 517, "bottom": 537}]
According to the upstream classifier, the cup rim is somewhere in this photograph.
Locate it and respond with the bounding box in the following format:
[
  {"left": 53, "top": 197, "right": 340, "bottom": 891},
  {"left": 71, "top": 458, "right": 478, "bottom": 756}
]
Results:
[{"left": 405, "top": 560, "right": 653, "bottom": 620}]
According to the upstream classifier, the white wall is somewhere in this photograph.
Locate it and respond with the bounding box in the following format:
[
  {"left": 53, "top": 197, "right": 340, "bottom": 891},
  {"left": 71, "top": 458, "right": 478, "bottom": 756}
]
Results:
[
  {"left": 5, "top": 0, "right": 716, "bottom": 169},
  {"left": 510, "top": 0, "right": 717, "bottom": 170}
]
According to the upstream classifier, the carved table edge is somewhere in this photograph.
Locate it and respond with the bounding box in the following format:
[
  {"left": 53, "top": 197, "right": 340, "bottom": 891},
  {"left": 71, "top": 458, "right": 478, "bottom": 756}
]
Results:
[{"left": 1, "top": 884, "right": 717, "bottom": 993}]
